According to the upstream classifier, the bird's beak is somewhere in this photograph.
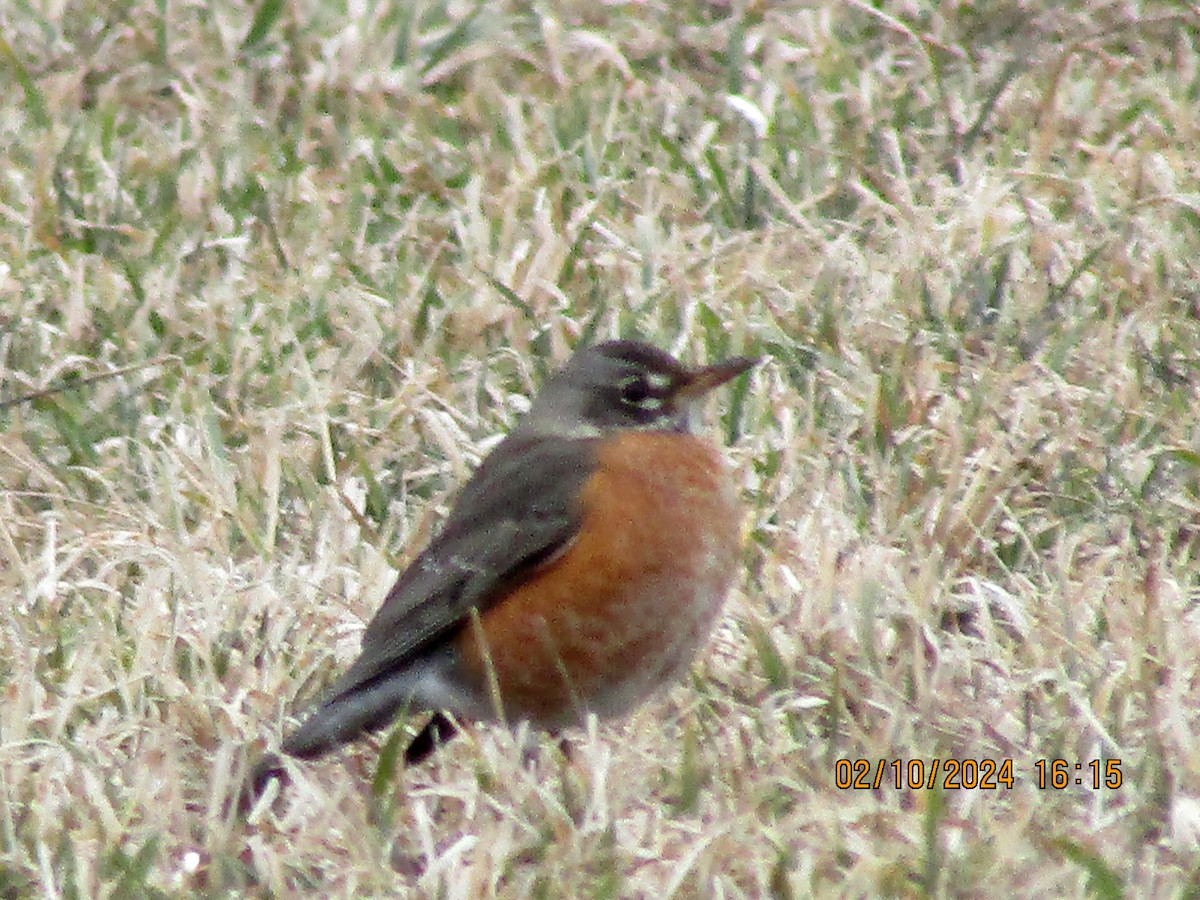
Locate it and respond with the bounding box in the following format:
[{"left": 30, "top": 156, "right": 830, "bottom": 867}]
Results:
[{"left": 676, "top": 355, "right": 759, "bottom": 399}]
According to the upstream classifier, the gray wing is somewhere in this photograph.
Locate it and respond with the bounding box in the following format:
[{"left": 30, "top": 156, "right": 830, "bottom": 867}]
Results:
[{"left": 319, "top": 433, "right": 600, "bottom": 701}]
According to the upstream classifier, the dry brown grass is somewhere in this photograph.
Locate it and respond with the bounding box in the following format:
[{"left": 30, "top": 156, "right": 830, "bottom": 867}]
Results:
[{"left": 3, "top": 0, "right": 1200, "bottom": 896}]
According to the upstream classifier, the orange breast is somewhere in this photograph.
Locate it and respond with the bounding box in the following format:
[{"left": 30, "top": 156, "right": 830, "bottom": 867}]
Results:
[{"left": 452, "top": 430, "right": 743, "bottom": 728}]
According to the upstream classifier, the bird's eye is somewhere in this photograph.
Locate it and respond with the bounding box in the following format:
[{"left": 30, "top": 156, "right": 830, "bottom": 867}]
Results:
[{"left": 619, "top": 374, "right": 652, "bottom": 406}]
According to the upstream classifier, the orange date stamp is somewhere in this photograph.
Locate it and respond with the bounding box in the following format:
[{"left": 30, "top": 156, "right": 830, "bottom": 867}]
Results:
[
  {"left": 834, "top": 758, "right": 1123, "bottom": 790},
  {"left": 836, "top": 758, "right": 1013, "bottom": 790}
]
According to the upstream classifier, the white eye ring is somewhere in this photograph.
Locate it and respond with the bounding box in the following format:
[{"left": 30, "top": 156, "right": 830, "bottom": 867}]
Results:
[{"left": 618, "top": 374, "right": 666, "bottom": 409}]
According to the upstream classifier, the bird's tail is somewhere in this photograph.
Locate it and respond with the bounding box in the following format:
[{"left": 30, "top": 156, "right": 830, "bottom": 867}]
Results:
[{"left": 281, "top": 670, "right": 430, "bottom": 759}]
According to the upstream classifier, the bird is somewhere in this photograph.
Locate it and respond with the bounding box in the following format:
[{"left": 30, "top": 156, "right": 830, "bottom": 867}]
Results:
[{"left": 274, "top": 339, "right": 757, "bottom": 775}]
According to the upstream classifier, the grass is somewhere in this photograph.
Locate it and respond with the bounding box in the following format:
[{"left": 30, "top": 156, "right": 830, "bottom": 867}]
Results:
[{"left": 2, "top": 0, "right": 1200, "bottom": 895}]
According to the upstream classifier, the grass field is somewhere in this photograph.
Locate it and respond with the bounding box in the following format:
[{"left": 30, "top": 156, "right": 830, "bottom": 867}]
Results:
[{"left": 3, "top": 1, "right": 1200, "bottom": 896}]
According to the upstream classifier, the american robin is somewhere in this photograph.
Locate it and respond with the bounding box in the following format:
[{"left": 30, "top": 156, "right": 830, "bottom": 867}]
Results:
[{"left": 278, "top": 339, "right": 757, "bottom": 770}]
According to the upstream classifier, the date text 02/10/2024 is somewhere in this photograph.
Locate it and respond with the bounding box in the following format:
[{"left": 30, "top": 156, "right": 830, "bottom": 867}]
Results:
[{"left": 833, "top": 758, "right": 1124, "bottom": 791}]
